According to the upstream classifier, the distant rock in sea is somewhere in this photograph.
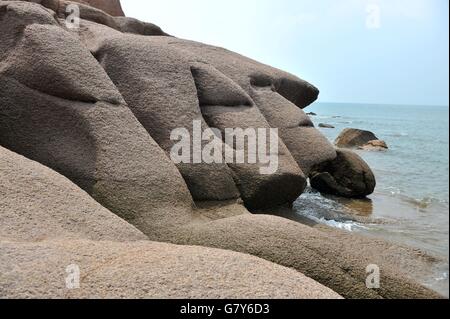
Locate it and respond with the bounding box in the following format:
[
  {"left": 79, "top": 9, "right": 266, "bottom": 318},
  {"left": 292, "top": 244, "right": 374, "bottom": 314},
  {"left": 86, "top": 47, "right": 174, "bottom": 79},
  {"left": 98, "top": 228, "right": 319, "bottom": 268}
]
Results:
[
  {"left": 307, "top": 112, "right": 317, "bottom": 116},
  {"left": 319, "top": 123, "right": 335, "bottom": 129},
  {"left": 359, "top": 139, "right": 389, "bottom": 151},
  {"left": 0, "top": 0, "right": 441, "bottom": 300},
  {"left": 335, "top": 128, "right": 388, "bottom": 151}
]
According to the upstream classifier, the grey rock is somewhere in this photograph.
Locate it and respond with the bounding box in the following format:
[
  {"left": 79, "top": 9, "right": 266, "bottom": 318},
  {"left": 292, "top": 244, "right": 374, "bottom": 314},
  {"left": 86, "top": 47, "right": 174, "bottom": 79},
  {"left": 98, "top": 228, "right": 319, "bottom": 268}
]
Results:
[
  {"left": 68, "top": 0, "right": 124, "bottom": 16},
  {"left": 0, "top": 240, "right": 341, "bottom": 299},
  {"left": 0, "top": 146, "right": 340, "bottom": 299},
  {"left": 0, "top": 0, "right": 441, "bottom": 300},
  {"left": 82, "top": 25, "right": 306, "bottom": 208}
]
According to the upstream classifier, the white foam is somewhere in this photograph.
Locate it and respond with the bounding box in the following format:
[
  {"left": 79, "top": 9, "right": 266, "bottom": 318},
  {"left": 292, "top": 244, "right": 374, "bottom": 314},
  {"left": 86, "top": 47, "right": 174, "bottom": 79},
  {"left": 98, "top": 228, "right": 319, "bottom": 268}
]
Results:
[{"left": 307, "top": 216, "right": 368, "bottom": 232}]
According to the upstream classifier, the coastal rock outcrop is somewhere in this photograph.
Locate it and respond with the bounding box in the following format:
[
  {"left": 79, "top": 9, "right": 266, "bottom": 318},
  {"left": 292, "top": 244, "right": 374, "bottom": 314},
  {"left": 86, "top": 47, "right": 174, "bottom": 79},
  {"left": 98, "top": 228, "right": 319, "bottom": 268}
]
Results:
[
  {"left": 71, "top": 0, "right": 124, "bottom": 16},
  {"left": 1, "top": 240, "right": 342, "bottom": 299},
  {"left": 0, "top": 146, "right": 146, "bottom": 242},
  {"left": 319, "top": 123, "right": 335, "bottom": 129},
  {"left": 335, "top": 128, "right": 388, "bottom": 150},
  {"left": 0, "top": 1, "right": 195, "bottom": 238},
  {"left": 310, "top": 149, "right": 376, "bottom": 198}
]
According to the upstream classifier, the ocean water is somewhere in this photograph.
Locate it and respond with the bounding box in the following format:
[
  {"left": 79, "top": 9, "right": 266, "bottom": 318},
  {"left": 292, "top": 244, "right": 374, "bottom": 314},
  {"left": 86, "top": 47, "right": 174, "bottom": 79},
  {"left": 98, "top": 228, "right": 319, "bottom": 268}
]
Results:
[{"left": 294, "top": 102, "right": 449, "bottom": 296}]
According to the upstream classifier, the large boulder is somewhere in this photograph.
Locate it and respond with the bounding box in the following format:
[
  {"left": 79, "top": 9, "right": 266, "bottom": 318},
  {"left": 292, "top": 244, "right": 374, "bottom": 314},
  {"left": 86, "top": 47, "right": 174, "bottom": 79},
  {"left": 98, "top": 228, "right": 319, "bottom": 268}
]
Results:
[
  {"left": 309, "top": 149, "right": 376, "bottom": 198},
  {"left": 335, "top": 128, "right": 388, "bottom": 150},
  {"left": 360, "top": 140, "right": 389, "bottom": 151},
  {"left": 80, "top": 22, "right": 306, "bottom": 208},
  {"left": 0, "top": 1, "right": 442, "bottom": 300},
  {"left": 0, "top": 1, "right": 195, "bottom": 239},
  {"left": 319, "top": 123, "right": 335, "bottom": 129},
  {"left": 169, "top": 38, "right": 337, "bottom": 176}
]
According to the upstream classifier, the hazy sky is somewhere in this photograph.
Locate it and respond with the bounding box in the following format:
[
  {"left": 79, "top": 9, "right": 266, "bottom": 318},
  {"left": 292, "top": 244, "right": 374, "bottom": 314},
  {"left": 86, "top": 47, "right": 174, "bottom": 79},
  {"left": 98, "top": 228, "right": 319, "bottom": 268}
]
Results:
[{"left": 121, "top": 0, "right": 449, "bottom": 106}]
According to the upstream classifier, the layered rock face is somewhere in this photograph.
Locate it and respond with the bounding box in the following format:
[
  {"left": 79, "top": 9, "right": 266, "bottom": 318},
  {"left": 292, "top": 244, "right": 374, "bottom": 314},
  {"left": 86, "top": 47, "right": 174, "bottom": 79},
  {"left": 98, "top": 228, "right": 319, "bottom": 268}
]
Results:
[{"left": 0, "top": 0, "right": 442, "bottom": 299}]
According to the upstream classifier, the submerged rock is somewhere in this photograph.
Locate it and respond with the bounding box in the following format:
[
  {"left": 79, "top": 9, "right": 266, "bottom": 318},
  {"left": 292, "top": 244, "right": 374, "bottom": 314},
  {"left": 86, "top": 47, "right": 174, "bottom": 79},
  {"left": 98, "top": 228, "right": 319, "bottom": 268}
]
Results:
[
  {"left": 310, "top": 149, "right": 376, "bottom": 198},
  {"left": 336, "top": 128, "right": 374, "bottom": 146}
]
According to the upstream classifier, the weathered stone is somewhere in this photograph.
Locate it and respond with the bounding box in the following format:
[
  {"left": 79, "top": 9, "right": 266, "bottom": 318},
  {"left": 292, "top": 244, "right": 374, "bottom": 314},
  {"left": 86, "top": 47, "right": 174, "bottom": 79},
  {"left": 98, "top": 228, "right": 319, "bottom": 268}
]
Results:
[
  {"left": 335, "top": 128, "right": 380, "bottom": 148},
  {"left": 310, "top": 149, "right": 376, "bottom": 198}
]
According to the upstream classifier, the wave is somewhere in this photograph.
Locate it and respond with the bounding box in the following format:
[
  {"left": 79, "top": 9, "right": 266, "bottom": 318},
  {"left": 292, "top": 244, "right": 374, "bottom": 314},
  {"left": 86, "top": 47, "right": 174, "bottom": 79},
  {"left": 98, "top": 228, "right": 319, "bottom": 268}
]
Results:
[{"left": 306, "top": 215, "right": 368, "bottom": 232}]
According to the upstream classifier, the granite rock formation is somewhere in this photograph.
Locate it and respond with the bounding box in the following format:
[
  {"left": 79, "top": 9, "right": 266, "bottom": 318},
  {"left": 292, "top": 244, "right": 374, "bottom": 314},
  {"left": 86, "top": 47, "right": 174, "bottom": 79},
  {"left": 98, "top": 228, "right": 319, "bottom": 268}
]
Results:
[
  {"left": 310, "top": 149, "right": 377, "bottom": 198},
  {"left": 0, "top": 0, "right": 443, "bottom": 299},
  {"left": 0, "top": 146, "right": 341, "bottom": 299},
  {"left": 360, "top": 140, "right": 389, "bottom": 151}
]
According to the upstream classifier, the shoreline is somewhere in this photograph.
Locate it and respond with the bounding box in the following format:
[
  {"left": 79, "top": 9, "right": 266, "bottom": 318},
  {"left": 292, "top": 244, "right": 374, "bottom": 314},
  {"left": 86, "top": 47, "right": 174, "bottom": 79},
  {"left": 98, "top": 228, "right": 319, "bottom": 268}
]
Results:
[{"left": 291, "top": 189, "right": 449, "bottom": 297}]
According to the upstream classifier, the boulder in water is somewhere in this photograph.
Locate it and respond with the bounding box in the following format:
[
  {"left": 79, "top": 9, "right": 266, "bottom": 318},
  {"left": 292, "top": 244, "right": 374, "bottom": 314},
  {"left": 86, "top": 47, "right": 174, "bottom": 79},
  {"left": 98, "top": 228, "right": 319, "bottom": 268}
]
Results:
[
  {"left": 310, "top": 149, "right": 376, "bottom": 198},
  {"left": 335, "top": 128, "right": 388, "bottom": 151}
]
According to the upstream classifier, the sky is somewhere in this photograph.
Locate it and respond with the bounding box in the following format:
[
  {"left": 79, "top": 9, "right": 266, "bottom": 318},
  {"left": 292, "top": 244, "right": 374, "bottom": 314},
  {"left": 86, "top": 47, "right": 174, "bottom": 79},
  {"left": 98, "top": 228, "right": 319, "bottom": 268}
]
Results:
[{"left": 121, "top": 0, "right": 449, "bottom": 106}]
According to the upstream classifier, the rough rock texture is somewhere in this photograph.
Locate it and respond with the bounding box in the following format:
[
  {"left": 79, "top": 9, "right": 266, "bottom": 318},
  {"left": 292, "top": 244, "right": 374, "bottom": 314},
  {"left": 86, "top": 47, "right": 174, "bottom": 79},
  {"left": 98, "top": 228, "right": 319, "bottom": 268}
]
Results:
[
  {"left": 171, "top": 39, "right": 337, "bottom": 176},
  {"left": 166, "top": 214, "right": 442, "bottom": 299},
  {"left": 310, "top": 149, "right": 376, "bottom": 198},
  {"left": 335, "top": 128, "right": 387, "bottom": 149},
  {"left": 0, "top": 146, "right": 146, "bottom": 242},
  {"left": 319, "top": 123, "right": 335, "bottom": 129},
  {"left": 1, "top": 240, "right": 341, "bottom": 299},
  {"left": 0, "top": 1, "right": 195, "bottom": 239},
  {"left": 70, "top": 0, "right": 124, "bottom": 16},
  {"left": 0, "top": 0, "right": 443, "bottom": 300},
  {"left": 0, "top": 146, "right": 341, "bottom": 299}
]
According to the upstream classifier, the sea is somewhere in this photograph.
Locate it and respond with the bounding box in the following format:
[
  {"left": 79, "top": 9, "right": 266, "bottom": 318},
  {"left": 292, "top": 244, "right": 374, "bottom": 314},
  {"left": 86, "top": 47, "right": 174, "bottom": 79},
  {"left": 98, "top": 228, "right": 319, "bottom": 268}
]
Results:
[{"left": 295, "top": 102, "right": 449, "bottom": 297}]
